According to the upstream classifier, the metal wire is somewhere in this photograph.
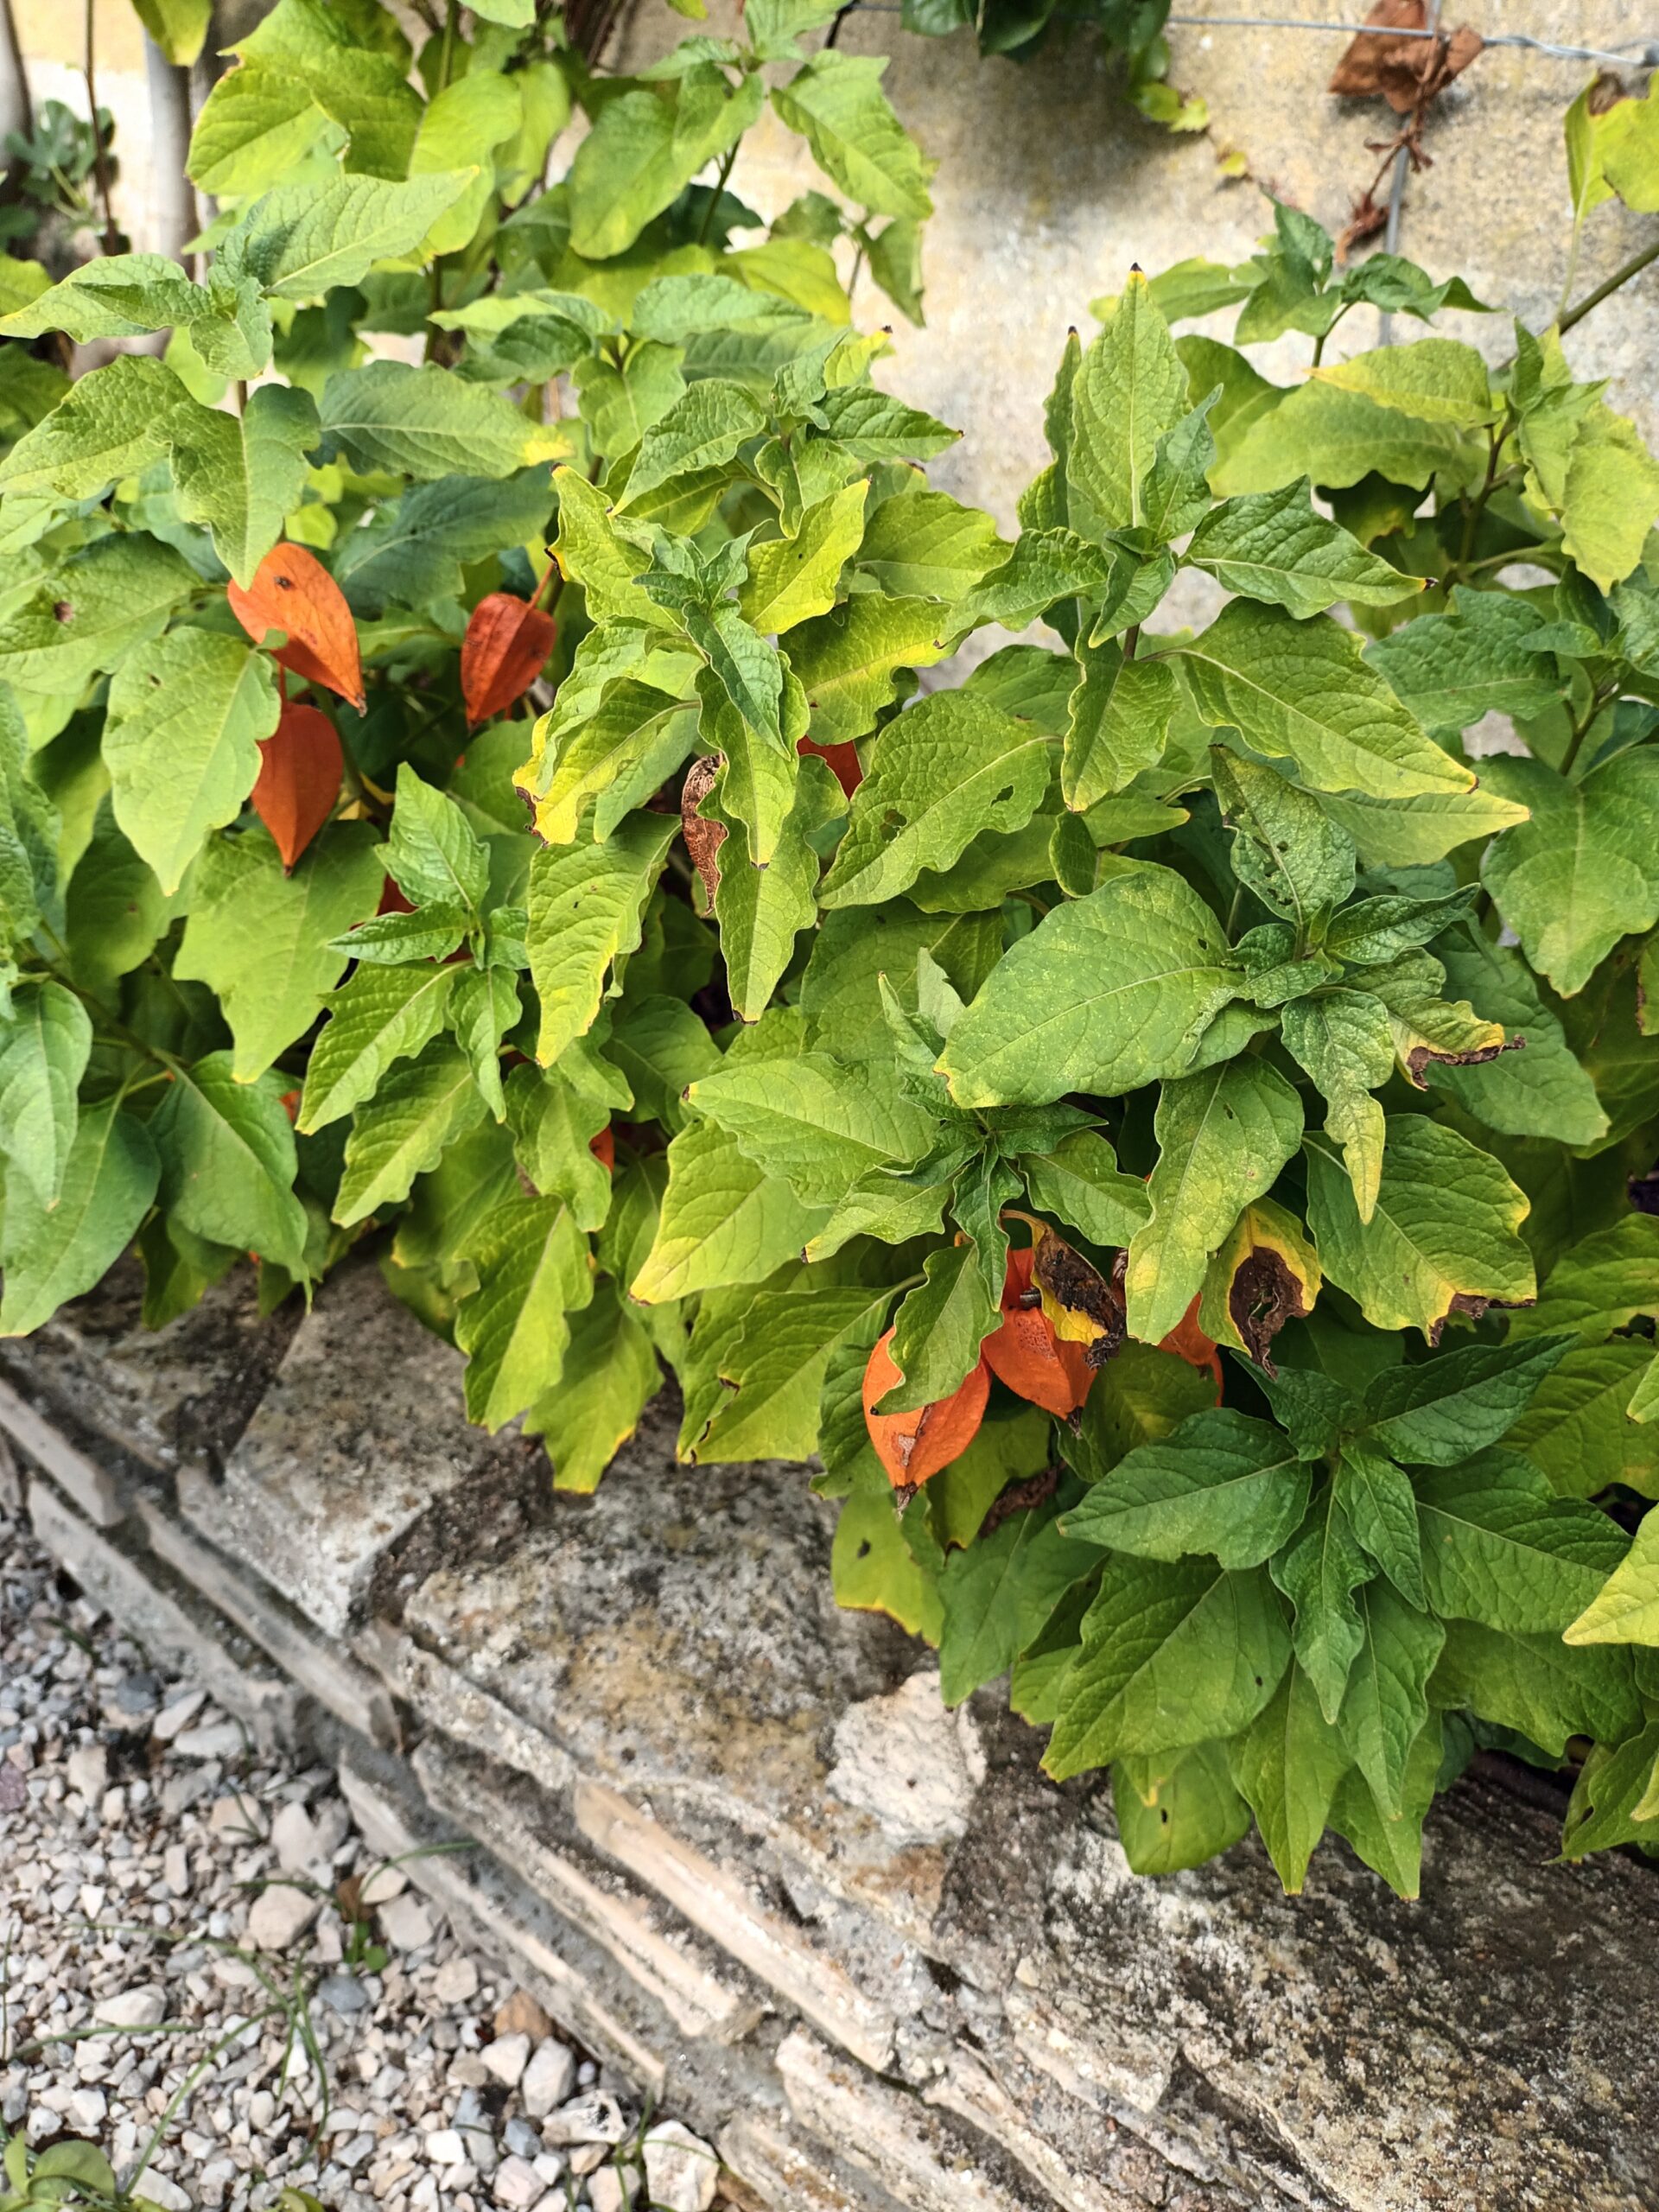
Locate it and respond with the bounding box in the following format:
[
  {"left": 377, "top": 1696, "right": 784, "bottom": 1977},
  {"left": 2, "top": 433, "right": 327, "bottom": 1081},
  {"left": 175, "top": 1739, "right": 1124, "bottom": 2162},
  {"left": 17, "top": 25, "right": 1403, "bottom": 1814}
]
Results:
[{"left": 842, "top": 4, "right": 1659, "bottom": 66}]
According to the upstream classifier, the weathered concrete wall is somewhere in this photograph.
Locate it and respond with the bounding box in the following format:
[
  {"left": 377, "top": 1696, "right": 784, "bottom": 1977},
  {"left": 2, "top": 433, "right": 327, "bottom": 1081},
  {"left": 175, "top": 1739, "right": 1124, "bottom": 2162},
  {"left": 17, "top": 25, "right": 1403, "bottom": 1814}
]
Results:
[
  {"left": 5, "top": 1264, "right": 1659, "bottom": 2212},
  {"left": 16, "top": 3, "right": 1657, "bottom": 530}
]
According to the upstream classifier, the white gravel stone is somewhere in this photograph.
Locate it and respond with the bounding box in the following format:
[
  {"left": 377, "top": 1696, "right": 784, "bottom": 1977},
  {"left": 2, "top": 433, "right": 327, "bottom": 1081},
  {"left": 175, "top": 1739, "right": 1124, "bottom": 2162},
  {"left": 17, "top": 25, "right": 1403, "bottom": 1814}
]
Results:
[
  {"left": 95, "top": 1986, "right": 168, "bottom": 2029},
  {"left": 172, "top": 1720, "right": 244, "bottom": 1762},
  {"left": 67, "top": 2087, "right": 108, "bottom": 2133},
  {"left": 151, "top": 1690, "right": 206, "bottom": 1742},
  {"left": 246, "top": 1883, "right": 322, "bottom": 1951},
  {"left": 481, "top": 2033, "right": 530, "bottom": 2089},
  {"left": 643, "top": 2122, "right": 719, "bottom": 2212},
  {"left": 491, "top": 2155, "right": 542, "bottom": 2209},
  {"left": 378, "top": 1893, "right": 434, "bottom": 1951},
  {"left": 425, "top": 2130, "right": 467, "bottom": 2167},
  {"left": 588, "top": 2165, "right": 639, "bottom": 2212},
  {"left": 433, "top": 1956, "right": 479, "bottom": 2006},
  {"left": 66, "top": 1745, "right": 107, "bottom": 1802},
  {"left": 271, "top": 1800, "right": 323, "bottom": 1873},
  {"left": 519, "top": 2044, "right": 576, "bottom": 2120},
  {"left": 542, "top": 2094, "right": 626, "bottom": 2150}
]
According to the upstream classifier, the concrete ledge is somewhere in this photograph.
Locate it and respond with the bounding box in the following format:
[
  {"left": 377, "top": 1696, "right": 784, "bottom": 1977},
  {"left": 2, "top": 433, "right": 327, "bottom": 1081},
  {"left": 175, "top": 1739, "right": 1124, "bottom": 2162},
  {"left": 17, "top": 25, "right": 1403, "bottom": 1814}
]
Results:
[{"left": 8, "top": 1270, "right": 1659, "bottom": 2211}]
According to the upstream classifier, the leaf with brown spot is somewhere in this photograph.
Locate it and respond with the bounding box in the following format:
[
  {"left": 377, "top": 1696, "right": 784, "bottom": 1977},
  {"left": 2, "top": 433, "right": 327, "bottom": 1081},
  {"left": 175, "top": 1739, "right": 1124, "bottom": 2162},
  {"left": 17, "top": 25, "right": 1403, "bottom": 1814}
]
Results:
[
  {"left": 1033, "top": 1225, "right": 1125, "bottom": 1372},
  {"left": 227, "top": 543, "right": 365, "bottom": 712},
  {"left": 680, "top": 754, "right": 726, "bottom": 905},
  {"left": 251, "top": 700, "right": 344, "bottom": 871},
  {"left": 1198, "top": 1199, "right": 1323, "bottom": 1376},
  {"left": 461, "top": 591, "right": 556, "bottom": 728},
  {"left": 862, "top": 1326, "right": 990, "bottom": 1488}
]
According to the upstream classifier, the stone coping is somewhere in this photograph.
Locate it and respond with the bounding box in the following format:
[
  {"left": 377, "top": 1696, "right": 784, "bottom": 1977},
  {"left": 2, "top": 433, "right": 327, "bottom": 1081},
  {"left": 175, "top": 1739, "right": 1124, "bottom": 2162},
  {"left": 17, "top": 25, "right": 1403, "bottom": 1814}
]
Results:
[{"left": 5, "top": 1262, "right": 1657, "bottom": 2211}]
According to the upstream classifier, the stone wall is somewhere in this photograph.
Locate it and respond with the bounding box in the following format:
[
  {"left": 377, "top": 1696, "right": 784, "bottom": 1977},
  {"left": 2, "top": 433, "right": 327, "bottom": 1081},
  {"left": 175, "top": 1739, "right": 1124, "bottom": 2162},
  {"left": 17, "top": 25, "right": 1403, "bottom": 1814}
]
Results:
[{"left": 5, "top": 1263, "right": 1659, "bottom": 2212}]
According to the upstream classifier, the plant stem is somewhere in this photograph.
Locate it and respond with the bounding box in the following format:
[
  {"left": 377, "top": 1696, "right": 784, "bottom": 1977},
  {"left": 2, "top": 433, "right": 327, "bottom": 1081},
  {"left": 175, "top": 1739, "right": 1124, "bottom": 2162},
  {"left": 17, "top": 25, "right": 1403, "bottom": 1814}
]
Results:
[
  {"left": 83, "top": 0, "right": 119, "bottom": 253},
  {"left": 439, "top": 0, "right": 459, "bottom": 92},
  {"left": 1560, "top": 232, "right": 1659, "bottom": 336},
  {"left": 696, "top": 143, "right": 740, "bottom": 248}
]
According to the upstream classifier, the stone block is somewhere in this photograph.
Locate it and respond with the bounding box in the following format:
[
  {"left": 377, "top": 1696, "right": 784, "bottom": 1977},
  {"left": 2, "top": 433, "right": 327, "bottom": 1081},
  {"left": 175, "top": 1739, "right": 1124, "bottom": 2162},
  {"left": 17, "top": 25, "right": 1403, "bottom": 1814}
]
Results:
[
  {"left": 184, "top": 1259, "right": 538, "bottom": 1640},
  {"left": 26, "top": 1478, "right": 299, "bottom": 1750},
  {"left": 413, "top": 1737, "right": 764, "bottom": 2045}
]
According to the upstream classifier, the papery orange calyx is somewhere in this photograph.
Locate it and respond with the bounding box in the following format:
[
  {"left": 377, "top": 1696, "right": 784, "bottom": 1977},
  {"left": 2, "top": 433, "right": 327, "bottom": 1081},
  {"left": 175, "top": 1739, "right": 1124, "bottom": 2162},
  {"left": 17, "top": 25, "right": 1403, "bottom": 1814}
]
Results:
[
  {"left": 251, "top": 699, "right": 344, "bottom": 870},
  {"left": 798, "top": 734, "right": 862, "bottom": 796},
  {"left": 861, "top": 1327, "right": 989, "bottom": 1489},
  {"left": 228, "top": 543, "right": 365, "bottom": 712},
  {"left": 1160, "top": 1294, "right": 1224, "bottom": 1401},
  {"left": 461, "top": 591, "right": 556, "bottom": 727},
  {"left": 982, "top": 1245, "right": 1095, "bottom": 1417}
]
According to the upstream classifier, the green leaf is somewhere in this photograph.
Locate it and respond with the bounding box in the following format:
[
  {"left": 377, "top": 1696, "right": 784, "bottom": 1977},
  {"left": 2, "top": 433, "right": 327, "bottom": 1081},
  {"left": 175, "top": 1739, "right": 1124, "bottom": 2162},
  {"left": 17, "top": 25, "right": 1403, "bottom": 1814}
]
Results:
[
  {"left": 0, "top": 982, "right": 89, "bottom": 1210},
  {"left": 1179, "top": 601, "right": 1473, "bottom": 801},
  {"left": 1212, "top": 750, "right": 1356, "bottom": 934},
  {"left": 0, "top": 354, "right": 186, "bottom": 500},
  {"left": 168, "top": 384, "right": 321, "bottom": 588},
  {"left": 1269, "top": 1480, "right": 1370, "bottom": 1723},
  {"left": 855, "top": 489, "right": 1002, "bottom": 600},
  {"left": 686, "top": 1049, "right": 935, "bottom": 1209},
  {"left": 525, "top": 1281, "right": 660, "bottom": 1495},
  {"left": 175, "top": 823, "right": 384, "bottom": 1081},
  {"left": 1334, "top": 1445, "right": 1424, "bottom": 1606},
  {"left": 1559, "top": 404, "right": 1659, "bottom": 591},
  {"left": 630, "top": 1114, "right": 827, "bottom": 1304},
  {"left": 938, "top": 861, "right": 1239, "bottom": 1109},
  {"left": 737, "top": 481, "right": 868, "bottom": 634},
  {"left": 938, "top": 1500, "right": 1099, "bottom": 1696},
  {"left": 187, "top": 62, "right": 340, "bottom": 198},
  {"left": 1365, "top": 588, "right": 1564, "bottom": 732},
  {"left": 1215, "top": 379, "right": 1479, "bottom": 499},
  {"left": 1044, "top": 1554, "right": 1289, "bottom": 1780},
  {"left": 133, "top": 0, "right": 213, "bottom": 62},
  {"left": 1114, "top": 1741, "right": 1251, "bottom": 1877},
  {"left": 819, "top": 690, "right": 1052, "bottom": 908},
  {"left": 713, "top": 752, "right": 842, "bottom": 1021},
  {"left": 506, "top": 1060, "right": 614, "bottom": 1232},
  {"left": 386, "top": 764, "right": 489, "bottom": 918},
  {"left": 812, "top": 383, "right": 957, "bottom": 462},
  {"left": 63, "top": 804, "right": 173, "bottom": 998},
  {"left": 321, "top": 360, "right": 566, "bottom": 481},
  {"left": 0, "top": 536, "right": 195, "bottom": 701},
  {"left": 1020, "top": 1128, "right": 1151, "bottom": 1249},
  {"left": 1479, "top": 748, "right": 1659, "bottom": 998},
  {"left": 784, "top": 595, "right": 952, "bottom": 745},
  {"left": 1065, "top": 1408, "right": 1310, "bottom": 1568},
  {"left": 0, "top": 252, "right": 206, "bottom": 345},
  {"left": 1360, "top": 1333, "right": 1574, "bottom": 1468},
  {"left": 832, "top": 1465, "right": 943, "bottom": 1639},
  {"left": 1186, "top": 480, "right": 1414, "bottom": 620},
  {"left": 771, "top": 54, "right": 933, "bottom": 220},
  {"left": 1229, "top": 1662, "right": 1352, "bottom": 1893},
  {"left": 410, "top": 72, "right": 523, "bottom": 257},
  {"left": 1512, "top": 1213, "right": 1659, "bottom": 1341},
  {"left": 153, "top": 1053, "right": 309, "bottom": 1278},
  {"left": 334, "top": 1039, "right": 488, "bottom": 1226},
  {"left": 1417, "top": 1451, "right": 1628, "bottom": 1651},
  {"left": 523, "top": 677, "right": 699, "bottom": 849},
  {"left": 527, "top": 813, "right": 678, "bottom": 1067},
  {"left": 1432, "top": 1617, "right": 1639, "bottom": 1760},
  {"left": 1059, "top": 637, "right": 1178, "bottom": 812},
  {"left": 569, "top": 73, "right": 761, "bottom": 260},
  {"left": 454, "top": 1190, "right": 594, "bottom": 1431},
  {"left": 1066, "top": 272, "right": 1187, "bottom": 537},
  {"left": 1327, "top": 1707, "right": 1442, "bottom": 1898},
  {"left": 1304, "top": 1116, "right": 1535, "bottom": 1342},
  {"left": 105, "top": 630, "right": 279, "bottom": 896},
  {"left": 337, "top": 471, "right": 555, "bottom": 616},
  {"left": 1564, "top": 1505, "right": 1659, "bottom": 1646},
  {"left": 222, "top": 173, "right": 474, "bottom": 299},
  {"left": 1313, "top": 340, "right": 1496, "bottom": 429},
  {"left": 694, "top": 1278, "right": 889, "bottom": 1463},
  {"left": 619, "top": 380, "right": 767, "bottom": 509},
  {"left": 1338, "top": 1579, "right": 1443, "bottom": 1820},
  {"left": 1506, "top": 1340, "right": 1659, "bottom": 1500},
  {"left": 1315, "top": 780, "right": 1530, "bottom": 870},
  {"left": 950, "top": 528, "right": 1116, "bottom": 634},
  {"left": 0, "top": 1099, "right": 157, "bottom": 1336},
  {"left": 1423, "top": 927, "right": 1609, "bottom": 1147},
  {"left": 1125, "top": 1057, "right": 1303, "bottom": 1344},
  {"left": 880, "top": 1238, "right": 1000, "bottom": 1413},
  {"left": 297, "top": 962, "right": 458, "bottom": 1133}
]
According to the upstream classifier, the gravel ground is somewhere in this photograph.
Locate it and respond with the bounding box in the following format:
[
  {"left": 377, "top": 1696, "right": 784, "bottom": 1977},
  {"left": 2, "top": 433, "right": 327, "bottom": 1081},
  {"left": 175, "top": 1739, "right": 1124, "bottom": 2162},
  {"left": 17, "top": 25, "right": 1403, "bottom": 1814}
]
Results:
[{"left": 0, "top": 1503, "right": 725, "bottom": 2212}]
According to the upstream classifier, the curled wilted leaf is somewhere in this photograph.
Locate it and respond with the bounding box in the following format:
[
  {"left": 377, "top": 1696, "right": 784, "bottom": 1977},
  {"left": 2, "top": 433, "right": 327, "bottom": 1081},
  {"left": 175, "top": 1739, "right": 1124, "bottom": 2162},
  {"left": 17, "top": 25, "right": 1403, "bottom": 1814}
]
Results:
[
  {"left": 983, "top": 1245, "right": 1095, "bottom": 1417},
  {"left": 681, "top": 754, "right": 726, "bottom": 904},
  {"left": 1033, "top": 1225, "right": 1125, "bottom": 1371},
  {"left": 462, "top": 591, "right": 556, "bottom": 728},
  {"left": 1328, "top": 0, "right": 1483, "bottom": 116},
  {"left": 251, "top": 699, "right": 343, "bottom": 870},
  {"left": 862, "top": 1326, "right": 989, "bottom": 1489},
  {"left": 228, "top": 543, "right": 365, "bottom": 712}
]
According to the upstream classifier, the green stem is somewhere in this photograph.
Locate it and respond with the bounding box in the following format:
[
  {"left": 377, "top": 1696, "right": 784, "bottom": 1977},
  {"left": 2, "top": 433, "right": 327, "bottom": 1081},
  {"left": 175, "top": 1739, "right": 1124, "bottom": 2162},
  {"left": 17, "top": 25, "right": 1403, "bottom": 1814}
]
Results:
[
  {"left": 696, "top": 143, "right": 740, "bottom": 248},
  {"left": 82, "top": 0, "right": 118, "bottom": 253},
  {"left": 1560, "top": 683, "right": 1618, "bottom": 779},
  {"left": 438, "top": 0, "right": 460, "bottom": 92},
  {"left": 1559, "top": 232, "right": 1659, "bottom": 337}
]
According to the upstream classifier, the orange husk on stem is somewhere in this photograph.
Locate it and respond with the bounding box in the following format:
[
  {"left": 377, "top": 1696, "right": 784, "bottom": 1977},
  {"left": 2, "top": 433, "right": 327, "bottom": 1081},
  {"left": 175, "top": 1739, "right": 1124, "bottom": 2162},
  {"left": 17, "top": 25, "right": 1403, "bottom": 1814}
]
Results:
[
  {"left": 228, "top": 543, "right": 365, "bottom": 712},
  {"left": 862, "top": 1328, "right": 989, "bottom": 1489},
  {"left": 982, "top": 1246, "right": 1095, "bottom": 1417}
]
